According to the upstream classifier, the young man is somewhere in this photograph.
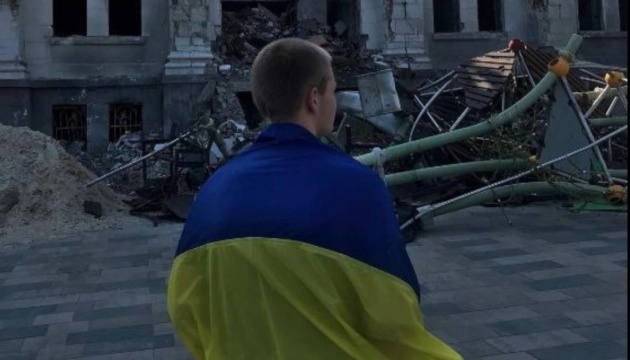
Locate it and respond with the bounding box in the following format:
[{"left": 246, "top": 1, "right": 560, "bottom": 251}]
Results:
[{"left": 168, "top": 38, "right": 461, "bottom": 360}]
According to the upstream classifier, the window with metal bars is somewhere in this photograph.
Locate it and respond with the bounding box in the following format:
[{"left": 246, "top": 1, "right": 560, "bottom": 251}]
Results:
[
  {"left": 52, "top": 105, "right": 88, "bottom": 144},
  {"left": 109, "top": 103, "right": 143, "bottom": 142},
  {"left": 433, "top": 0, "right": 461, "bottom": 33},
  {"left": 578, "top": 0, "right": 604, "bottom": 31}
]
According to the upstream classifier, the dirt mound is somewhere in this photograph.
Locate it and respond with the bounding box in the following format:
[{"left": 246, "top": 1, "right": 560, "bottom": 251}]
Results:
[{"left": 0, "top": 124, "right": 127, "bottom": 236}]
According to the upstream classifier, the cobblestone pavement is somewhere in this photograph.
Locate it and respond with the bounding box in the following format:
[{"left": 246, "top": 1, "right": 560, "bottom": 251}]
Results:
[{"left": 0, "top": 204, "right": 626, "bottom": 359}]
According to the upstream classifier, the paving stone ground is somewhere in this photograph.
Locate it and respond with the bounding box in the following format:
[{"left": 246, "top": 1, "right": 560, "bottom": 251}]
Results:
[{"left": 0, "top": 204, "right": 626, "bottom": 359}]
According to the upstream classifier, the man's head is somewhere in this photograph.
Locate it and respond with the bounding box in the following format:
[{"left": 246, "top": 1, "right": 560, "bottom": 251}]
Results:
[{"left": 250, "top": 38, "right": 337, "bottom": 136}]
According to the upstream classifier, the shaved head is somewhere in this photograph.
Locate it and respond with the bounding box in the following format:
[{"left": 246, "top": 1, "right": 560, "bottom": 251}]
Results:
[{"left": 250, "top": 38, "right": 333, "bottom": 123}]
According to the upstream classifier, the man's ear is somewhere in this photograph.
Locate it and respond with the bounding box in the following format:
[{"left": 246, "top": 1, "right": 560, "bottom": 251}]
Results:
[{"left": 305, "top": 87, "right": 319, "bottom": 113}]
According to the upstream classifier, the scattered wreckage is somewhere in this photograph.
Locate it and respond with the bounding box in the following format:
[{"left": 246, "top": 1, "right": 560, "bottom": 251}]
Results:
[{"left": 85, "top": 34, "right": 628, "bottom": 238}]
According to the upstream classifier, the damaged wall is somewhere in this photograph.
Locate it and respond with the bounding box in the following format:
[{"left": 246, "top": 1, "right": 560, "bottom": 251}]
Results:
[
  {"left": 0, "top": 0, "right": 27, "bottom": 79},
  {"left": 29, "top": 81, "right": 164, "bottom": 154},
  {"left": 425, "top": 0, "right": 627, "bottom": 69},
  {"left": 165, "top": 0, "right": 216, "bottom": 76},
  {"left": 0, "top": 1, "right": 29, "bottom": 127},
  {"left": 20, "top": 0, "right": 170, "bottom": 79}
]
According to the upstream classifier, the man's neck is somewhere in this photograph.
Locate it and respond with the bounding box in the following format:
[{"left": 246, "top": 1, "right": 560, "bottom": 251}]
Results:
[{"left": 270, "top": 118, "right": 318, "bottom": 137}]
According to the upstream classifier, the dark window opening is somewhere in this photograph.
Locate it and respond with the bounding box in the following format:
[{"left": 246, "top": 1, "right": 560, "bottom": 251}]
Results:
[
  {"left": 478, "top": 0, "right": 503, "bottom": 31},
  {"left": 53, "top": 105, "right": 88, "bottom": 145},
  {"left": 109, "top": 0, "right": 142, "bottom": 36},
  {"left": 578, "top": 0, "right": 603, "bottom": 31},
  {"left": 620, "top": 0, "right": 628, "bottom": 31},
  {"left": 109, "top": 104, "right": 143, "bottom": 142},
  {"left": 433, "top": 0, "right": 460, "bottom": 33},
  {"left": 53, "top": 0, "right": 87, "bottom": 37},
  {"left": 221, "top": 1, "right": 297, "bottom": 28},
  {"left": 327, "top": 0, "right": 357, "bottom": 39}
]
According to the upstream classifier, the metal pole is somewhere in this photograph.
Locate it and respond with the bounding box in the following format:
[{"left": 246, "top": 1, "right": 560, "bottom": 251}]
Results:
[
  {"left": 413, "top": 95, "right": 443, "bottom": 132},
  {"left": 616, "top": 89, "right": 629, "bottom": 111},
  {"left": 578, "top": 68, "right": 605, "bottom": 81},
  {"left": 584, "top": 85, "right": 611, "bottom": 119},
  {"left": 417, "top": 70, "right": 455, "bottom": 92},
  {"left": 409, "top": 76, "right": 457, "bottom": 141},
  {"left": 419, "top": 88, "right": 463, "bottom": 97},
  {"left": 580, "top": 77, "right": 607, "bottom": 86},
  {"left": 561, "top": 78, "right": 614, "bottom": 184},
  {"left": 608, "top": 138, "right": 614, "bottom": 163},
  {"left": 401, "top": 124, "right": 628, "bottom": 230},
  {"left": 85, "top": 129, "right": 195, "bottom": 188},
  {"left": 606, "top": 97, "right": 620, "bottom": 116},
  {"left": 518, "top": 52, "right": 537, "bottom": 88},
  {"left": 449, "top": 107, "right": 471, "bottom": 131},
  {"left": 334, "top": 112, "right": 349, "bottom": 137}
]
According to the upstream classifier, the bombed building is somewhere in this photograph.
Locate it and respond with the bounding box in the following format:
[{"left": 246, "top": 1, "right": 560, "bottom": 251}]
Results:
[{"left": 0, "top": 0, "right": 627, "bottom": 153}]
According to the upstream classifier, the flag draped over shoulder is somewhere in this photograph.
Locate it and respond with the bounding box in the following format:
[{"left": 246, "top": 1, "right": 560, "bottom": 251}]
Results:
[{"left": 168, "top": 123, "right": 462, "bottom": 360}]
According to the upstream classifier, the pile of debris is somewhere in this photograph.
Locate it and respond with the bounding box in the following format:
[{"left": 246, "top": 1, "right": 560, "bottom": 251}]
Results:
[
  {"left": 60, "top": 132, "right": 172, "bottom": 196},
  {"left": 214, "top": 4, "right": 371, "bottom": 77},
  {"left": 0, "top": 124, "right": 128, "bottom": 240}
]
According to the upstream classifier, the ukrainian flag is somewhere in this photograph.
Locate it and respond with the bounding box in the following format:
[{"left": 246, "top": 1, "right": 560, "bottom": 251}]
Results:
[{"left": 168, "top": 123, "right": 462, "bottom": 360}]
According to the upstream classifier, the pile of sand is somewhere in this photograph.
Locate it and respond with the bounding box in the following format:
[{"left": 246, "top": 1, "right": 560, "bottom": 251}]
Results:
[{"left": 0, "top": 124, "right": 129, "bottom": 240}]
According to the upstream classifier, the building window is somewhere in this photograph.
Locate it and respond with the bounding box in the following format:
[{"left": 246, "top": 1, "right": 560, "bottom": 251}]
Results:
[
  {"left": 53, "top": 0, "right": 87, "bottom": 37},
  {"left": 478, "top": 0, "right": 503, "bottom": 31},
  {"left": 578, "top": 0, "right": 603, "bottom": 31},
  {"left": 433, "top": 0, "right": 460, "bottom": 33},
  {"left": 620, "top": 0, "right": 628, "bottom": 31},
  {"left": 109, "top": 104, "right": 143, "bottom": 142},
  {"left": 53, "top": 105, "right": 88, "bottom": 144},
  {"left": 109, "top": 0, "right": 142, "bottom": 36}
]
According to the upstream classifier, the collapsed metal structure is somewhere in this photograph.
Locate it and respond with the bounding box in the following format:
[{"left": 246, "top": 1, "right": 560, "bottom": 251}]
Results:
[{"left": 86, "top": 34, "right": 628, "bottom": 233}]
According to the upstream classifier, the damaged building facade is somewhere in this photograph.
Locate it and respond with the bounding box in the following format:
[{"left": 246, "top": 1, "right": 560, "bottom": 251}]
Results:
[{"left": 0, "top": 0, "right": 627, "bottom": 154}]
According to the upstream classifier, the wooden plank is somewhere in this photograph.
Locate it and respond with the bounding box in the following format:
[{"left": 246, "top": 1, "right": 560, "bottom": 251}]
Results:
[
  {"left": 458, "top": 72, "right": 510, "bottom": 84},
  {"left": 456, "top": 66, "right": 512, "bottom": 77},
  {"left": 470, "top": 56, "right": 515, "bottom": 65},
  {"left": 465, "top": 98, "right": 490, "bottom": 110},
  {"left": 485, "top": 51, "right": 516, "bottom": 58},
  {"left": 465, "top": 87, "right": 501, "bottom": 100},
  {"left": 465, "top": 90, "right": 498, "bottom": 103},
  {"left": 457, "top": 74, "right": 510, "bottom": 87},
  {"left": 462, "top": 62, "right": 512, "bottom": 71},
  {"left": 458, "top": 78, "right": 505, "bottom": 91}
]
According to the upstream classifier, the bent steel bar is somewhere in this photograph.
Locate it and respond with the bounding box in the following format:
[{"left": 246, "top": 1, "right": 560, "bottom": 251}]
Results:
[
  {"left": 400, "top": 124, "right": 628, "bottom": 230},
  {"left": 589, "top": 116, "right": 627, "bottom": 127},
  {"left": 384, "top": 159, "right": 532, "bottom": 187},
  {"left": 426, "top": 182, "right": 610, "bottom": 218}
]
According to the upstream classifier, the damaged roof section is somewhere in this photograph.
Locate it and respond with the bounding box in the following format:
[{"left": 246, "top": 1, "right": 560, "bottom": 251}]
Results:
[{"left": 410, "top": 42, "right": 620, "bottom": 129}]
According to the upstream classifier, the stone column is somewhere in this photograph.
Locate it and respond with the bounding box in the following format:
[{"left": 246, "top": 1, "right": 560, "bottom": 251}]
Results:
[
  {"left": 164, "top": 0, "right": 215, "bottom": 76},
  {"left": 0, "top": 0, "right": 27, "bottom": 79},
  {"left": 459, "top": 0, "right": 479, "bottom": 32},
  {"left": 87, "top": 0, "right": 109, "bottom": 36},
  {"left": 381, "top": 0, "right": 431, "bottom": 70},
  {"left": 602, "top": 0, "right": 621, "bottom": 31}
]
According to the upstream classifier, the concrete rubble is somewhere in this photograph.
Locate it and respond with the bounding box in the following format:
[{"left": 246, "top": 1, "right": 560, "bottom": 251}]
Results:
[
  {"left": 0, "top": 123, "right": 130, "bottom": 240},
  {"left": 214, "top": 4, "right": 371, "bottom": 78}
]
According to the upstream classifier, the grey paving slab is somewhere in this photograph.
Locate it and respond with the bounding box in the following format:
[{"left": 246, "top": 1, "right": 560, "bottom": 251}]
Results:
[
  {"left": 488, "top": 315, "right": 582, "bottom": 336},
  {"left": 0, "top": 204, "right": 625, "bottom": 359},
  {"left": 485, "top": 329, "right": 589, "bottom": 353},
  {"left": 528, "top": 340, "right": 628, "bottom": 360}
]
